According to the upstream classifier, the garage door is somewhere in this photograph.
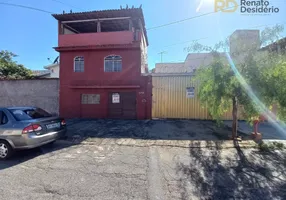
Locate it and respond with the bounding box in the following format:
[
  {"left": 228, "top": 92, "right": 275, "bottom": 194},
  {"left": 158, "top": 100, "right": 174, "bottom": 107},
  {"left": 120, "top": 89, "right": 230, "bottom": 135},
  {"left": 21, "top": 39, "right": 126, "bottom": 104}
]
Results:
[{"left": 108, "top": 92, "right": 136, "bottom": 119}]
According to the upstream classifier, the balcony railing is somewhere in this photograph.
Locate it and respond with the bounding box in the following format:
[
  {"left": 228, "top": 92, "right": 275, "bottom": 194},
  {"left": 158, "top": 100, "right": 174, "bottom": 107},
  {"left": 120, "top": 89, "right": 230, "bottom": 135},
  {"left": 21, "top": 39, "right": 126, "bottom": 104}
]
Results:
[
  {"left": 70, "top": 79, "right": 143, "bottom": 86},
  {"left": 58, "top": 31, "right": 135, "bottom": 47}
]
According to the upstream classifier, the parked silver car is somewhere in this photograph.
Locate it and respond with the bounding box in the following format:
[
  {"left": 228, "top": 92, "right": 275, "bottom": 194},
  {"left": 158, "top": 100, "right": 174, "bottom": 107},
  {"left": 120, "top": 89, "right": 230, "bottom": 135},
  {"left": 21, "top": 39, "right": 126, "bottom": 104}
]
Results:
[{"left": 0, "top": 107, "right": 66, "bottom": 159}]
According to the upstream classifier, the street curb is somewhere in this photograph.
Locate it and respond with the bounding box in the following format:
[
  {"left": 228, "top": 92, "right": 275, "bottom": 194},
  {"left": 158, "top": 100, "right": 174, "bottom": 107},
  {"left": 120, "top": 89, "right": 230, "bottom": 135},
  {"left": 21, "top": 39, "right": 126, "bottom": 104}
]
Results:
[{"left": 63, "top": 138, "right": 261, "bottom": 149}]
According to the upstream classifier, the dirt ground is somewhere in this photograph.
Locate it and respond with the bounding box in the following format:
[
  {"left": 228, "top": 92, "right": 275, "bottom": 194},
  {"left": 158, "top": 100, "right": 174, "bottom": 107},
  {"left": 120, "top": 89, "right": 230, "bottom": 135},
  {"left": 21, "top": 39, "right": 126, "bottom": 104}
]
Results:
[
  {"left": 66, "top": 119, "right": 244, "bottom": 140},
  {"left": 224, "top": 121, "right": 286, "bottom": 140}
]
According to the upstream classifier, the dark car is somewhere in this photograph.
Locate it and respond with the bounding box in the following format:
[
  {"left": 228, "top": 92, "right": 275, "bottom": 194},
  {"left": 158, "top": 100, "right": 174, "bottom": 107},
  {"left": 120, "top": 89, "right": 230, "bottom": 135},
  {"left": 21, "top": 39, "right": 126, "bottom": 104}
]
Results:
[{"left": 0, "top": 107, "right": 66, "bottom": 159}]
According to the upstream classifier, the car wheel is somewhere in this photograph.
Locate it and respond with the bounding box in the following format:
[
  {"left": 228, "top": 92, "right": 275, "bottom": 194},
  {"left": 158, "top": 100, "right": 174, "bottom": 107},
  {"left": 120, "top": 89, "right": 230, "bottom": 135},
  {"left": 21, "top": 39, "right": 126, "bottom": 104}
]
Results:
[{"left": 0, "top": 140, "right": 13, "bottom": 160}]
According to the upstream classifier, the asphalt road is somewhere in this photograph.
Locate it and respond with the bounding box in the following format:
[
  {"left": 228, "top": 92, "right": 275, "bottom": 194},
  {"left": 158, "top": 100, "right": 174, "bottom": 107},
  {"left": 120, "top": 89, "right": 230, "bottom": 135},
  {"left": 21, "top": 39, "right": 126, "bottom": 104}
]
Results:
[{"left": 0, "top": 140, "right": 285, "bottom": 200}]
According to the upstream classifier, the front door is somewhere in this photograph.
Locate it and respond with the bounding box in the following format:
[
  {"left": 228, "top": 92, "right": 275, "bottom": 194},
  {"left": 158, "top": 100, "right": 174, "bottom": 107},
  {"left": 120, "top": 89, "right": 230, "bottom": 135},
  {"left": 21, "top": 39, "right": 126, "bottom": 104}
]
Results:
[{"left": 108, "top": 92, "right": 136, "bottom": 119}]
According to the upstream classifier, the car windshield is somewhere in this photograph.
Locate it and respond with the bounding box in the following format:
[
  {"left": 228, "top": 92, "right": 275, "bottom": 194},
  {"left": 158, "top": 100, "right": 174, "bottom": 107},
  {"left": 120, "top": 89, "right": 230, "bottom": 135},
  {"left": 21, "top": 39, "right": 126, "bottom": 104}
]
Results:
[{"left": 9, "top": 108, "right": 52, "bottom": 121}]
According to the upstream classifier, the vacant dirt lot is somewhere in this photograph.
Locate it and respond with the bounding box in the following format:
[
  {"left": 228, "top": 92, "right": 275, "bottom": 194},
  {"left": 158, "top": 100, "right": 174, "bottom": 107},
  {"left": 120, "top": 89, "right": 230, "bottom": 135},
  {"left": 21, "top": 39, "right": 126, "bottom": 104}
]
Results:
[{"left": 66, "top": 119, "right": 245, "bottom": 140}]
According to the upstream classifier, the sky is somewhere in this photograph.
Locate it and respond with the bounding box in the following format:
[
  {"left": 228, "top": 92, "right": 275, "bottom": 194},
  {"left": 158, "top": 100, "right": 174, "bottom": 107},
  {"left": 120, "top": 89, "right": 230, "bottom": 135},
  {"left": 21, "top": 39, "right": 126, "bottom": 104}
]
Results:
[{"left": 0, "top": 0, "right": 285, "bottom": 70}]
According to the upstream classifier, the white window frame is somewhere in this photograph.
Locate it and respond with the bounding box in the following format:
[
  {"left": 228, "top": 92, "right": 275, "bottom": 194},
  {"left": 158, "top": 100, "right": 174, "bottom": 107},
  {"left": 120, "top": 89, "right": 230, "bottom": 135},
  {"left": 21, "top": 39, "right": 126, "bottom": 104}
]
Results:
[
  {"left": 74, "top": 56, "right": 84, "bottom": 72},
  {"left": 104, "top": 55, "right": 122, "bottom": 72}
]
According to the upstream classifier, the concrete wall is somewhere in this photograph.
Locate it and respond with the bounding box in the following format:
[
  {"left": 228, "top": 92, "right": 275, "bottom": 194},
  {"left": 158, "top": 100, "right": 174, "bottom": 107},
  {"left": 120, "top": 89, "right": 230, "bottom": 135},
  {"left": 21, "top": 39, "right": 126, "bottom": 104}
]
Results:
[
  {"left": 229, "top": 30, "right": 260, "bottom": 56},
  {"left": 0, "top": 79, "right": 59, "bottom": 114},
  {"left": 140, "top": 32, "right": 148, "bottom": 73}
]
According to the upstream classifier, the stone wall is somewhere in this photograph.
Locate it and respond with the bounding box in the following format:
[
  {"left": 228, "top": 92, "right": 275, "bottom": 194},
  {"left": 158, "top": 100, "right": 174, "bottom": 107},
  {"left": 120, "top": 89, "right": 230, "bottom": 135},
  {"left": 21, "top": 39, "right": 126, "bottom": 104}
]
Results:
[{"left": 0, "top": 79, "right": 59, "bottom": 114}]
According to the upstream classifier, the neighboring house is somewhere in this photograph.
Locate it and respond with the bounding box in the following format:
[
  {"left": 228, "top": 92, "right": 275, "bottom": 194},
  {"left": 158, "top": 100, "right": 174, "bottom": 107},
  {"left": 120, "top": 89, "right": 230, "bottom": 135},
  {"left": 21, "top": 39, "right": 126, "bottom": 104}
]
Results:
[
  {"left": 259, "top": 37, "right": 286, "bottom": 119},
  {"left": 32, "top": 70, "right": 51, "bottom": 78},
  {"left": 33, "top": 57, "right": 60, "bottom": 78},
  {"left": 260, "top": 37, "right": 286, "bottom": 54},
  {"left": 154, "top": 62, "right": 186, "bottom": 73},
  {"left": 41, "top": 56, "right": 60, "bottom": 78},
  {"left": 52, "top": 7, "right": 151, "bottom": 119},
  {"left": 154, "top": 30, "right": 260, "bottom": 73},
  {"left": 154, "top": 53, "right": 225, "bottom": 73},
  {"left": 44, "top": 63, "right": 60, "bottom": 78}
]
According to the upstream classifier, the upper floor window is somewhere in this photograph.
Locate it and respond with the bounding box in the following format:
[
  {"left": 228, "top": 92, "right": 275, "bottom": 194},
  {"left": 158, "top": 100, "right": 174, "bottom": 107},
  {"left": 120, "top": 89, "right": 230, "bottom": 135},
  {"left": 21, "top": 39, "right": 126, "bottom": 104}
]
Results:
[
  {"left": 104, "top": 55, "right": 122, "bottom": 72},
  {"left": 74, "top": 56, "right": 84, "bottom": 72}
]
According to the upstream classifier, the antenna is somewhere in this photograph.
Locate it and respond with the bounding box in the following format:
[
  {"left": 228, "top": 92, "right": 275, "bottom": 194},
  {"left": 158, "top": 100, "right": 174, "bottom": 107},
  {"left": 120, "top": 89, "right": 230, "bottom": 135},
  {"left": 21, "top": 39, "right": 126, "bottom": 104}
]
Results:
[{"left": 158, "top": 51, "right": 167, "bottom": 62}]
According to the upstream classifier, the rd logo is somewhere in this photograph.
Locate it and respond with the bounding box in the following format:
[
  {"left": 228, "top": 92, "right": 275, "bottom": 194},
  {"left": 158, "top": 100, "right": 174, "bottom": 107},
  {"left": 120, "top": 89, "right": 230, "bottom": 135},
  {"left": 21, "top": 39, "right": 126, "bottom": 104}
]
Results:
[{"left": 215, "top": 0, "right": 239, "bottom": 12}]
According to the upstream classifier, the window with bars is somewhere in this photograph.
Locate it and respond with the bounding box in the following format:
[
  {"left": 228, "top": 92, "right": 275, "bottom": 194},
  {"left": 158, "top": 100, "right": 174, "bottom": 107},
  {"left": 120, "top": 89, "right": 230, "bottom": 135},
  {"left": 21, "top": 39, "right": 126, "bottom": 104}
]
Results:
[
  {"left": 74, "top": 56, "right": 84, "bottom": 72},
  {"left": 104, "top": 55, "right": 122, "bottom": 72},
  {"left": 81, "top": 94, "right": 100, "bottom": 104}
]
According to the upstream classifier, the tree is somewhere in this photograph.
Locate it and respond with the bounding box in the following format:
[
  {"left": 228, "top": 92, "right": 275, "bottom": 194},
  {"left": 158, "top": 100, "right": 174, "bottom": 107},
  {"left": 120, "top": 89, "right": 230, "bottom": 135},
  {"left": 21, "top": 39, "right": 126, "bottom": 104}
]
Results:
[
  {"left": 187, "top": 25, "right": 286, "bottom": 139},
  {"left": 0, "top": 50, "right": 33, "bottom": 79},
  {"left": 260, "top": 57, "right": 286, "bottom": 121}
]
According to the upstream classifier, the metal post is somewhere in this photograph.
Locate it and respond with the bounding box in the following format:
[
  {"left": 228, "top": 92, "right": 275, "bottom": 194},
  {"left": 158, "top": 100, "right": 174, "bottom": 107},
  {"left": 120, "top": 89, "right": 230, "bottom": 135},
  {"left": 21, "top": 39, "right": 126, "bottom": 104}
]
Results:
[
  {"left": 254, "top": 120, "right": 259, "bottom": 135},
  {"left": 129, "top": 19, "right": 133, "bottom": 31},
  {"left": 158, "top": 51, "right": 167, "bottom": 62},
  {"left": 97, "top": 21, "right": 101, "bottom": 32}
]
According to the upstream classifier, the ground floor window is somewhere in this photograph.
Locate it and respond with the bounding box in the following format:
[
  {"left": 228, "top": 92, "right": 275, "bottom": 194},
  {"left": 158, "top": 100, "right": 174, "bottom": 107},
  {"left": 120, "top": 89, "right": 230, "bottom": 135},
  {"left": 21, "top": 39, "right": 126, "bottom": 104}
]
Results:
[{"left": 81, "top": 94, "right": 100, "bottom": 104}]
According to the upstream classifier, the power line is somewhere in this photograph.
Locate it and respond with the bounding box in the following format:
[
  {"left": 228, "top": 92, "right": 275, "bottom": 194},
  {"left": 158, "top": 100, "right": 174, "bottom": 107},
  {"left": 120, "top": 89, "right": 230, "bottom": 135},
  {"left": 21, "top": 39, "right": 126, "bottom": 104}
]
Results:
[
  {"left": 153, "top": 22, "right": 286, "bottom": 63},
  {"left": 50, "top": 0, "right": 101, "bottom": 30},
  {"left": 149, "top": 22, "right": 286, "bottom": 51},
  {"left": 147, "top": 5, "right": 240, "bottom": 30},
  {"left": 50, "top": 0, "right": 84, "bottom": 11},
  {"left": 162, "top": 37, "right": 209, "bottom": 48},
  {"left": 0, "top": 1, "right": 85, "bottom": 14},
  {"left": 0, "top": 2, "right": 53, "bottom": 13},
  {"left": 149, "top": 37, "right": 208, "bottom": 51},
  {"left": 1, "top": 1, "right": 284, "bottom": 54},
  {"left": 250, "top": 22, "right": 286, "bottom": 29},
  {"left": 147, "top": 4, "right": 285, "bottom": 31}
]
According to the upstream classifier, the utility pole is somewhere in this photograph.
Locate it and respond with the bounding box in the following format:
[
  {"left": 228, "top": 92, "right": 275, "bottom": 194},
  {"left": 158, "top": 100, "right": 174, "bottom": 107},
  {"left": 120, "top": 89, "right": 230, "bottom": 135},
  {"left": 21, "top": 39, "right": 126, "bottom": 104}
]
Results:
[{"left": 158, "top": 51, "right": 167, "bottom": 62}]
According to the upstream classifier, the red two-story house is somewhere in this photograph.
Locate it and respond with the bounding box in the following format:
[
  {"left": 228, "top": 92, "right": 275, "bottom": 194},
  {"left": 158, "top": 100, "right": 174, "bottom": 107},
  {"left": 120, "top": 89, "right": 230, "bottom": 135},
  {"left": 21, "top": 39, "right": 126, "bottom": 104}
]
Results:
[{"left": 52, "top": 7, "right": 151, "bottom": 119}]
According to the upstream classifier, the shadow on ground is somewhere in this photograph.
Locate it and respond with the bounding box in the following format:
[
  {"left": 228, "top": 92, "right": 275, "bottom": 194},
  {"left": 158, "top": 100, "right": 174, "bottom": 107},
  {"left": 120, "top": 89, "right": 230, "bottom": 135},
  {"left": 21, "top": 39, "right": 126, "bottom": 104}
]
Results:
[
  {"left": 176, "top": 141, "right": 286, "bottom": 200},
  {"left": 0, "top": 140, "right": 74, "bottom": 170},
  {"left": 224, "top": 121, "right": 286, "bottom": 140},
  {"left": 66, "top": 119, "right": 251, "bottom": 141}
]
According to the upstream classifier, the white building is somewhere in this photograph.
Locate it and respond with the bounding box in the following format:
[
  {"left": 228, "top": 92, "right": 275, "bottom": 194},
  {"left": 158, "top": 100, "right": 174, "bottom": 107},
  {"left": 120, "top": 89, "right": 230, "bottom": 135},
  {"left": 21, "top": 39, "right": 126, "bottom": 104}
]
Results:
[
  {"left": 44, "top": 62, "right": 60, "bottom": 78},
  {"left": 154, "top": 53, "right": 225, "bottom": 73}
]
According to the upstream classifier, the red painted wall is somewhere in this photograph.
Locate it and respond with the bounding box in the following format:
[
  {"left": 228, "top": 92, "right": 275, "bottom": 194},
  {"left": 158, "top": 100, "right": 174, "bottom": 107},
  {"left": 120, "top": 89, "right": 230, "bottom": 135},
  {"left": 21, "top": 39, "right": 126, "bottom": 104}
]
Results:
[
  {"left": 59, "top": 48, "right": 152, "bottom": 119},
  {"left": 59, "top": 31, "right": 134, "bottom": 47},
  {"left": 60, "top": 49, "right": 141, "bottom": 86}
]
